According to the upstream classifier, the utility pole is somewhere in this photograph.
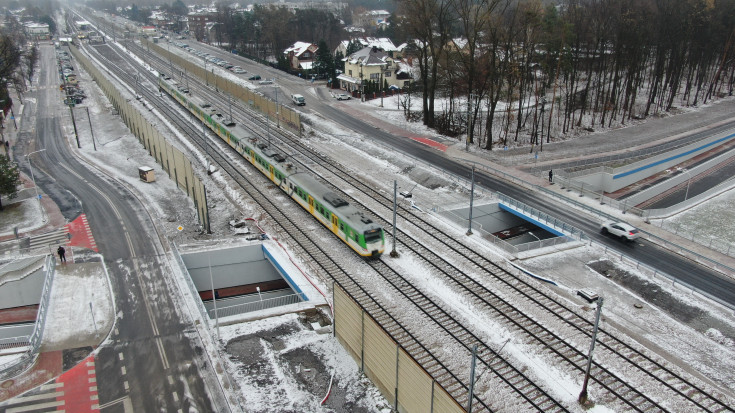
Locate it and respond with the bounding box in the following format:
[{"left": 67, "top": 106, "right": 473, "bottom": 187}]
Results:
[
  {"left": 390, "top": 180, "right": 399, "bottom": 258},
  {"left": 274, "top": 81, "right": 280, "bottom": 128},
  {"left": 467, "top": 166, "right": 475, "bottom": 235},
  {"left": 85, "top": 107, "right": 97, "bottom": 151},
  {"left": 69, "top": 105, "right": 80, "bottom": 148},
  {"left": 579, "top": 297, "right": 604, "bottom": 405},
  {"left": 466, "top": 345, "right": 478, "bottom": 413}
]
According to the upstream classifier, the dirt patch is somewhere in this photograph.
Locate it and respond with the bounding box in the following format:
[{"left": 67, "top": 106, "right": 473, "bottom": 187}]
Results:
[
  {"left": 224, "top": 311, "right": 383, "bottom": 412},
  {"left": 587, "top": 259, "right": 735, "bottom": 347}
]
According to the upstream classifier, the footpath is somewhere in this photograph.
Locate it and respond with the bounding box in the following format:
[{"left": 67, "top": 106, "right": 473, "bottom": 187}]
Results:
[
  {"left": 346, "top": 92, "right": 735, "bottom": 282},
  {"left": 0, "top": 95, "right": 113, "bottom": 409}
]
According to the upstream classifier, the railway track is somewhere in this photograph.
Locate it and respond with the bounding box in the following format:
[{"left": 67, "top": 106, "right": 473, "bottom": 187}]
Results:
[
  {"left": 137, "top": 43, "right": 733, "bottom": 411},
  {"left": 71, "top": 29, "right": 510, "bottom": 411},
  {"left": 77, "top": 21, "right": 734, "bottom": 412}
]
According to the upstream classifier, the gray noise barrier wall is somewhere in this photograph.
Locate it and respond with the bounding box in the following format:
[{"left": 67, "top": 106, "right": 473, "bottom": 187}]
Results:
[{"left": 69, "top": 45, "right": 210, "bottom": 233}]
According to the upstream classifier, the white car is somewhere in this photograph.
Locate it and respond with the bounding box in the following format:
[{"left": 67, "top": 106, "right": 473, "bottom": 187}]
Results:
[
  {"left": 601, "top": 222, "right": 640, "bottom": 241},
  {"left": 335, "top": 93, "right": 351, "bottom": 100},
  {"left": 232, "top": 67, "right": 246, "bottom": 74}
]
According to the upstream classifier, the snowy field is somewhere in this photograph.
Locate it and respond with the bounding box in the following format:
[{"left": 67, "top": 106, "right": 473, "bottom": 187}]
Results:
[{"left": 3, "top": 33, "right": 735, "bottom": 410}]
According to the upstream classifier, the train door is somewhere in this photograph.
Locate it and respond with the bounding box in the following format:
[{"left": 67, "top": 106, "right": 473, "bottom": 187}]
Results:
[
  {"left": 308, "top": 196, "right": 315, "bottom": 214},
  {"left": 331, "top": 214, "right": 339, "bottom": 235},
  {"left": 268, "top": 165, "right": 275, "bottom": 181}
]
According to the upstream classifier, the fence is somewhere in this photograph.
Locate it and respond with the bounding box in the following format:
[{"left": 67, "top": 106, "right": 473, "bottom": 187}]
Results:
[
  {"left": 554, "top": 175, "right": 646, "bottom": 216},
  {"left": 209, "top": 292, "right": 306, "bottom": 319},
  {"left": 69, "top": 44, "right": 210, "bottom": 232},
  {"left": 497, "top": 192, "right": 587, "bottom": 241},
  {"left": 0, "top": 255, "right": 55, "bottom": 378},
  {"left": 333, "top": 284, "right": 465, "bottom": 413},
  {"left": 0, "top": 336, "right": 29, "bottom": 351},
  {"left": 647, "top": 216, "right": 735, "bottom": 259},
  {"left": 534, "top": 177, "right": 735, "bottom": 277},
  {"left": 171, "top": 243, "right": 211, "bottom": 330},
  {"left": 597, "top": 241, "right": 734, "bottom": 311},
  {"left": 142, "top": 38, "right": 302, "bottom": 136}
]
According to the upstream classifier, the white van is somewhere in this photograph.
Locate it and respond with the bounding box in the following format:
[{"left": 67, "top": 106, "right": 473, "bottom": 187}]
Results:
[{"left": 291, "top": 94, "right": 305, "bottom": 106}]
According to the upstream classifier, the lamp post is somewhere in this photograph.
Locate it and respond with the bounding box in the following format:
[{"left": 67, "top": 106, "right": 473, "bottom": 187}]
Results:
[
  {"left": 682, "top": 168, "right": 692, "bottom": 201},
  {"left": 274, "top": 80, "right": 280, "bottom": 128},
  {"left": 26, "top": 149, "right": 47, "bottom": 224},
  {"left": 359, "top": 62, "right": 365, "bottom": 102},
  {"left": 379, "top": 63, "right": 386, "bottom": 107},
  {"left": 528, "top": 232, "right": 540, "bottom": 247}
]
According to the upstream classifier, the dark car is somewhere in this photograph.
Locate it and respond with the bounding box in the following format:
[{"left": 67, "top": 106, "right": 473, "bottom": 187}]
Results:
[{"left": 248, "top": 75, "right": 261, "bottom": 81}]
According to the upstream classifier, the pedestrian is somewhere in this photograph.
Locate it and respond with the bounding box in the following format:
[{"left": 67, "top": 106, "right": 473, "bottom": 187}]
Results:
[
  {"left": 57, "top": 245, "right": 66, "bottom": 263},
  {"left": 549, "top": 169, "right": 553, "bottom": 183}
]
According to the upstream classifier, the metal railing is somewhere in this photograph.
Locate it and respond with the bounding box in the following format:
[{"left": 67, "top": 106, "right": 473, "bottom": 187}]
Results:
[
  {"left": 0, "top": 255, "right": 55, "bottom": 378},
  {"left": 171, "top": 242, "right": 211, "bottom": 330},
  {"left": 209, "top": 292, "right": 306, "bottom": 319},
  {"left": 647, "top": 218, "right": 735, "bottom": 259},
  {"left": 537, "top": 178, "right": 735, "bottom": 277},
  {"left": 0, "top": 336, "right": 30, "bottom": 351},
  {"left": 555, "top": 175, "right": 646, "bottom": 216},
  {"left": 597, "top": 241, "right": 734, "bottom": 311},
  {"left": 644, "top": 177, "right": 735, "bottom": 219},
  {"left": 515, "top": 236, "right": 574, "bottom": 252},
  {"left": 497, "top": 192, "right": 587, "bottom": 241}
]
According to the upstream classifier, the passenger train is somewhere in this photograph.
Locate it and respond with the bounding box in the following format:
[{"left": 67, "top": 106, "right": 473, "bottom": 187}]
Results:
[{"left": 159, "top": 77, "right": 385, "bottom": 257}]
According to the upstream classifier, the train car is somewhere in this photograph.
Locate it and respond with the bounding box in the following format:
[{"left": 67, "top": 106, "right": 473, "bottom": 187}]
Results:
[{"left": 159, "top": 77, "right": 385, "bottom": 257}]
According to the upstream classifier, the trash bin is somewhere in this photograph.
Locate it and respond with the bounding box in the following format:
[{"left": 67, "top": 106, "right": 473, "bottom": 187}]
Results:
[{"left": 138, "top": 166, "right": 155, "bottom": 182}]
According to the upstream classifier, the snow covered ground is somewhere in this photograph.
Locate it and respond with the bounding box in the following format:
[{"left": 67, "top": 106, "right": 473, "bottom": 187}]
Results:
[{"left": 3, "top": 33, "right": 735, "bottom": 410}]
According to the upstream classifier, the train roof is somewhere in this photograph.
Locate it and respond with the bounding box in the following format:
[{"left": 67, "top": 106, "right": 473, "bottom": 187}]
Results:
[
  {"left": 160, "top": 76, "right": 381, "bottom": 233},
  {"left": 290, "top": 171, "right": 381, "bottom": 232}
]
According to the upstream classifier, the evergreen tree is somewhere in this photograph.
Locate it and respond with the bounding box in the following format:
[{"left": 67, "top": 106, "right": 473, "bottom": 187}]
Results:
[
  {"left": 314, "top": 40, "right": 335, "bottom": 83},
  {"left": 0, "top": 156, "right": 20, "bottom": 211}
]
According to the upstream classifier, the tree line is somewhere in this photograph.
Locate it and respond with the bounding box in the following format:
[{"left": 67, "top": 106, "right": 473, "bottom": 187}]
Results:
[
  {"left": 394, "top": 0, "right": 735, "bottom": 150},
  {"left": 0, "top": 9, "right": 42, "bottom": 208}
]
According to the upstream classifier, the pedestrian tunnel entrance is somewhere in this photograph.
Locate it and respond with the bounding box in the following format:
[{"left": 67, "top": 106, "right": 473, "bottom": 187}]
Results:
[
  {"left": 178, "top": 243, "right": 317, "bottom": 322},
  {"left": 441, "top": 196, "right": 584, "bottom": 255}
]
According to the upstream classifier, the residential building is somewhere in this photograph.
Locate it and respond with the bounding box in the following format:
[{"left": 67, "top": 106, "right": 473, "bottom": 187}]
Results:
[
  {"left": 352, "top": 10, "right": 390, "bottom": 28},
  {"left": 334, "top": 37, "right": 407, "bottom": 59},
  {"left": 23, "top": 22, "right": 50, "bottom": 40},
  {"left": 284, "top": 41, "right": 319, "bottom": 71},
  {"left": 337, "top": 46, "right": 392, "bottom": 94}
]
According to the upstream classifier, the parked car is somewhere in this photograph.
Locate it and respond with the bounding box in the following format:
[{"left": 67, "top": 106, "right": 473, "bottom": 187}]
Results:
[
  {"left": 232, "top": 67, "right": 246, "bottom": 74},
  {"left": 248, "top": 75, "right": 261, "bottom": 80},
  {"left": 335, "top": 93, "right": 351, "bottom": 100},
  {"left": 600, "top": 222, "right": 640, "bottom": 241},
  {"left": 259, "top": 80, "right": 274, "bottom": 85}
]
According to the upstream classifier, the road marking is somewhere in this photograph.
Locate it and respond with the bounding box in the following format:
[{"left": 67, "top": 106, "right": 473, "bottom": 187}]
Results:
[
  {"left": 121, "top": 366, "right": 126, "bottom": 375},
  {"left": 118, "top": 352, "right": 124, "bottom": 360},
  {"left": 98, "top": 395, "right": 128, "bottom": 409},
  {"left": 6, "top": 400, "right": 65, "bottom": 412},
  {"left": 124, "top": 381, "right": 129, "bottom": 390},
  {"left": 168, "top": 375, "right": 174, "bottom": 385},
  {"left": 2, "top": 391, "right": 64, "bottom": 403},
  {"left": 172, "top": 392, "right": 179, "bottom": 402},
  {"left": 129, "top": 257, "right": 170, "bottom": 370}
]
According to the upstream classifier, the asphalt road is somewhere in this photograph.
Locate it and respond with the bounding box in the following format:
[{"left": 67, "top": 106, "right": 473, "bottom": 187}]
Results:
[
  {"left": 154, "top": 36, "right": 735, "bottom": 308},
  {"left": 13, "top": 43, "right": 224, "bottom": 412}
]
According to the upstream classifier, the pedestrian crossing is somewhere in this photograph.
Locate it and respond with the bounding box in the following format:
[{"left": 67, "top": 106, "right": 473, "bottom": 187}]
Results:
[
  {"left": 27, "top": 228, "right": 69, "bottom": 252},
  {"left": 0, "top": 356, "right": 99, "bottom": 413},
  {"left": 0, "top": 382, "right": 65, "bottom": 412}
]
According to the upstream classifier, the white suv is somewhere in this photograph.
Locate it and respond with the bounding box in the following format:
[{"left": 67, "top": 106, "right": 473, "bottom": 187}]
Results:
[{"left": 601, "top": 222, "right": 640, "bottom": 241}]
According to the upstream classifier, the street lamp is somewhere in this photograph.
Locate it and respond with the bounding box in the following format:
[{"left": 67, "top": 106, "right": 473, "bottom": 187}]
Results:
[
  {"left": 528, "top": 232, "right": 540, "bottom": 244},
  {"left": 26, "top": 149, "right": 47, "bottom": 224},
  {"left": 681, "top": 168, "right": 693, "bottom": 201}
]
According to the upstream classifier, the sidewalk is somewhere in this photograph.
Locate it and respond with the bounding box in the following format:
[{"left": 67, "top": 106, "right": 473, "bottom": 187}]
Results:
[{"left": 353, "top": 96, "right": 735, "bottom": 281}]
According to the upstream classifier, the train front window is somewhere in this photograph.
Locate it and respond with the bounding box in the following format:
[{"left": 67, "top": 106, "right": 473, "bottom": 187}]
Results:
[{"left": 364, "top": 229, "right": 382, "bottom": 243}]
